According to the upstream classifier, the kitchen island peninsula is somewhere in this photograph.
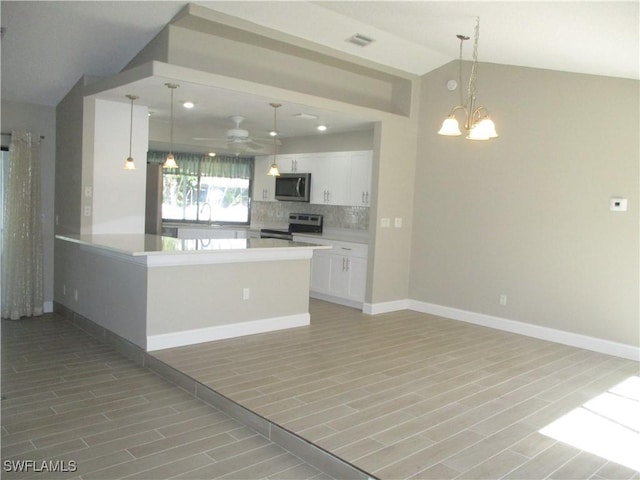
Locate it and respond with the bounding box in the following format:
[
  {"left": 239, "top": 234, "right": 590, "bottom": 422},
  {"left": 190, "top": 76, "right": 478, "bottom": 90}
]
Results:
[{"left": 55, "top": 234, "right": 328, "bottom": 351}]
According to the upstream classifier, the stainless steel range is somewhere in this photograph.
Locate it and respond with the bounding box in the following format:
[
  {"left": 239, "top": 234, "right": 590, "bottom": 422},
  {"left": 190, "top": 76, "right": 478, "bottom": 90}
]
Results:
[{"left": 260, "top": 213, "right": 323, "bottom": 240}]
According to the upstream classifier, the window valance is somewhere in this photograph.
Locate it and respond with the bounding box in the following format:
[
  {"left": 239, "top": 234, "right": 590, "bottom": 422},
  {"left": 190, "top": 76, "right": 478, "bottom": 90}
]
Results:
[{"left": 147, "top": 151, "right": 254, "bottom": 179}]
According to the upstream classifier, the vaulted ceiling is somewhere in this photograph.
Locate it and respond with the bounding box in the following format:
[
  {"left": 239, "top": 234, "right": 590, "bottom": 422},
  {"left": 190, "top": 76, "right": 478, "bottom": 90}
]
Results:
[{"left": 2, "top": 1, "right": 637, "bottom": 152}]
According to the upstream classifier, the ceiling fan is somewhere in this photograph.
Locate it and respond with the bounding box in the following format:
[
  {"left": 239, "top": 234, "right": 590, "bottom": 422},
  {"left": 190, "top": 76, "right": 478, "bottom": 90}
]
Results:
[{"left": 193, "top": 115, "right": 279, "bottom": 154}]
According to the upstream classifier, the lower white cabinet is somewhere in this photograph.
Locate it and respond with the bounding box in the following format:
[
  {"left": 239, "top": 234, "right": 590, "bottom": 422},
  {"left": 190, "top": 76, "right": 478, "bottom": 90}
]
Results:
[{"left": 296, "top": 236, "right": 368, "bottom": 307}]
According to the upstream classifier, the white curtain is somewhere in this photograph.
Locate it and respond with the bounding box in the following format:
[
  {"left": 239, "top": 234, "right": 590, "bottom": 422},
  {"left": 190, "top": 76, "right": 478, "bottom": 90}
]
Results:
[{"left": 1, "top": 131, "right": 44, "bottom": 320}]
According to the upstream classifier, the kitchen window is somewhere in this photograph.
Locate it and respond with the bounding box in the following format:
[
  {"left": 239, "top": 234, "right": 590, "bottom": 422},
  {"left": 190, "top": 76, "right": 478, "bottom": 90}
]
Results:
[{"left": 148, "top": 152, "right": 254, "bottom": 224}]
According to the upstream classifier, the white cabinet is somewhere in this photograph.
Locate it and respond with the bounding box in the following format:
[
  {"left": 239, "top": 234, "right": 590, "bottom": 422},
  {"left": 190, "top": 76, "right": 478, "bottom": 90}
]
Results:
[
  {"left": 297, "top": 236, "right": 368, "bottom": 308},
  {"left": 253, "top": 156, "right": 275, "bottom": 201},
  {"left": 348, "top": 151, "right": 373, "bottom": 206},
  {"left": 310, "top": 152, "right": 350, "bottom": 205},
  {"left": 277, "top": 154, "right": 312, "bottom": 174},
  {"left": 255, "top": 151, "right": 372, "bottom": 207}
]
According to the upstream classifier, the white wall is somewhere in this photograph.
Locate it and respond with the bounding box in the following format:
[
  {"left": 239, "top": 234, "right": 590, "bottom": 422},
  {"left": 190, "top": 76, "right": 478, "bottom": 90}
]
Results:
[
  {"left": 87, "top": 98, "right": 149, "bottom": 234},
  {"left": 1, "top": 100, "right": 56, "bottom": 311},
  {"left": 412, "top": 61, "right": 639, "bottom": 348}
]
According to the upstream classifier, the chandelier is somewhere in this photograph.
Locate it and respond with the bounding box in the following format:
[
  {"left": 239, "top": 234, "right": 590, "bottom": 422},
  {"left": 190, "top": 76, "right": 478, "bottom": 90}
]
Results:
[{"left": 437, "top": 17, "right": 498, "bottom": 141}]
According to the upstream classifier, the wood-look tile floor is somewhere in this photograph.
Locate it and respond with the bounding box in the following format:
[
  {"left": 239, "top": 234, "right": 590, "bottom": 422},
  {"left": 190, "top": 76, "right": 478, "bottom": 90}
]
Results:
[
  {"left": 153, "top": 299, "right": 640, "bottom": 480},
  {"left": 1, "top": 315, "right": 333, "bottom": 480}
]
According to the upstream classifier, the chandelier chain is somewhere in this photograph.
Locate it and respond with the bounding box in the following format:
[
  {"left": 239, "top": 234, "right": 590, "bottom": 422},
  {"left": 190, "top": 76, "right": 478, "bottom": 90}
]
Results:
[{"left": 467, "top": 17, "right": 480, "bottom": 106}]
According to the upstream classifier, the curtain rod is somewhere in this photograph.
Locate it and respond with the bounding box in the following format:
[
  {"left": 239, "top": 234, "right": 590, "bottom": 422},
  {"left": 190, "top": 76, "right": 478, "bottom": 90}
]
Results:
[{"left": 1, "top": 132, "right": 45, "bottom": 139}]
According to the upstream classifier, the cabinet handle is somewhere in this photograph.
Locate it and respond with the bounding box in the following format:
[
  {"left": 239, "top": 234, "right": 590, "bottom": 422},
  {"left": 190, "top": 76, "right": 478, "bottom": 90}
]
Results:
[
  {"left": 362, "top": 192, "right": 365, "bottom": 204},
  {"left": 342, "top": 257, "right": 346, "bottom": 272},
  {"left": 341, "top": 247, "right": 352, "bottom": 251},
  {"left": 365, "top": 192, "right": 369, "bottom": 204}
]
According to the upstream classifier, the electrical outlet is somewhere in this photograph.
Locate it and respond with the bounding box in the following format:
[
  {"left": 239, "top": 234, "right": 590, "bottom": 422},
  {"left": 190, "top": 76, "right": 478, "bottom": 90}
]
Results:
[
  {"left": 243, "top": 287, "right": 250, "bottom": 300},
  {"left": 83, "top": 206, "right": 91, "bottom": 217},
  {"left": 394, "top": 217, "right": 403, "bottom": 228},
  {"left": 499, "top": 294, "right": 507, "bottom": 306},
  {"left": 74, "top": 289, "right": 79, "bottom": 302},
  {"left": 62, "top": 284, "right": 66, "bottom": 296},
  {"left": 381, "top": 218, "right": 390, "bottom": 228}
]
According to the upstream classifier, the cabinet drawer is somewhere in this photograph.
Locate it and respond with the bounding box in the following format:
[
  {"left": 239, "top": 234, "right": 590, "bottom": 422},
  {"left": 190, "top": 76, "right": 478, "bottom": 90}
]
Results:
[{"left": 293, "top": 235, "right": 368, "bottom": 257}]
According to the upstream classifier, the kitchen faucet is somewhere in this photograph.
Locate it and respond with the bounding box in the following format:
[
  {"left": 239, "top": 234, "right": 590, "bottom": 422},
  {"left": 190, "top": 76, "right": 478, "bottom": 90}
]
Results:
[{"left": 200, "top": 202, "right": 212, "bottom": 224}]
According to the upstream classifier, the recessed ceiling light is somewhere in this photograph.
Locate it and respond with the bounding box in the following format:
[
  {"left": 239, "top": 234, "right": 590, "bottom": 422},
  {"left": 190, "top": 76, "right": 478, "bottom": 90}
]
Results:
[
  {"left": 208, "top": 152, "right": 216, "bottom": 157},
  {"left": 347, "top": 33, "right": 375, "bottom": 47},
  {"left": 183, "top": 101, "right": 194, "bottom": 109},
  {"left": 317, "top": 125, "right": 328, "bottom": 132},
  {"left": 269, "top": 130, "right": 278, "bottom": 137}
]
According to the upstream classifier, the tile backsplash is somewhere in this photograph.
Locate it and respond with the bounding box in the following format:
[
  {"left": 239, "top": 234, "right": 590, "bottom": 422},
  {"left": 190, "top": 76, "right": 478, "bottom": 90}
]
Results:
[{"left": 252, "top": 201, "right": 369, "bottom": 230}]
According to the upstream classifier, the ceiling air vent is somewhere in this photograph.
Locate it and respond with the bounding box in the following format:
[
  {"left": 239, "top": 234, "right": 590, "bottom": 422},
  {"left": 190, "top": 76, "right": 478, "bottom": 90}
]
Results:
[{"left": 347, "top": 33, "right": 375, "bottom": 47}]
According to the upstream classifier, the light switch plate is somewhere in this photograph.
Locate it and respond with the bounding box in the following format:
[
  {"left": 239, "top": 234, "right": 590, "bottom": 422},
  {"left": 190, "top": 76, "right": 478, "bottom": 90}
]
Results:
[{"left": 381, "top": 218, "right": 390, "bottom": 228}]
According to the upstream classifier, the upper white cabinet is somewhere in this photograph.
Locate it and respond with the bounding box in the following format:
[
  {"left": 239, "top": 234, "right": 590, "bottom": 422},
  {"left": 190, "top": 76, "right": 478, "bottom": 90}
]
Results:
[
  {"left": 253, "top": 155, "right": 275, "bottom": 201},
  {"left": 310, "top": 152, "right": 350, "bottom": 205},
  {"left": 253, "top": 150, "right": 372, "bottom": 207},
  {"left": 348, "top": 151, "right": 373, "bottom": 206},
  {"left": 277, "top": 154, "right": 312, "bottom": 174}
]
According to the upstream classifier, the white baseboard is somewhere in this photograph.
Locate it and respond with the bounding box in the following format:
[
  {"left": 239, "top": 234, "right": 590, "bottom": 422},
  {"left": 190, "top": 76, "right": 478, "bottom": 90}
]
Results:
[
  {"left": 310, "top": 292, "right": 363, "bottom": 310},
  {"left": 362, "top": 299, "right": 409, "bottom": 315},
  {"left": 408, "top": 300, "right": 639, "bottom": 361},
  {"left": 147, "top": 313, "right": 310, "bottom": 351}
]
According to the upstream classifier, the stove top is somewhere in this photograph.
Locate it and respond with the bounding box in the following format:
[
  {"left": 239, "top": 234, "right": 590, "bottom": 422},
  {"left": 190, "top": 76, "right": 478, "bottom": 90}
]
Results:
[{"left": 260, "top": 213, "right": 323, "bottom": 239}]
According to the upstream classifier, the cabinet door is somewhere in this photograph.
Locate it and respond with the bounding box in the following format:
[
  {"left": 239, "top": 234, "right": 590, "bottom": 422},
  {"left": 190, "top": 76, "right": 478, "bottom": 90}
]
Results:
[
  {"left": 348, "top": 151, "right": 373, "bottom": 206},
  {"left": 253, "top": 156, "right": 275, "bottom": 201},
  {"left": 346, "top": 256, "right": 367, "bottom": 301},
  {"left": 328, "top": 254, "right": 349, "bottom": 296},
  {"left": 274, "top": 154, "right": 293, "bottom": 173},
  {"left": 310, "top": 153, "right": 349, "bottom": 205}
]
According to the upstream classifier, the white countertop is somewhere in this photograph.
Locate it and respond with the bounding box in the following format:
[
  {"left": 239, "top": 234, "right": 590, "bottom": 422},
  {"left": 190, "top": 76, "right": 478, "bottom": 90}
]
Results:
[{"left": 56, "top": 234, "right": 329, "bottom": 267}]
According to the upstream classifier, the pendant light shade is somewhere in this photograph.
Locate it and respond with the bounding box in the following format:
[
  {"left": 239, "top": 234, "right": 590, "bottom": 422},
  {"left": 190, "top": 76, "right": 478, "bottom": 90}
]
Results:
[
  {"left": 163, "top": 83, "right": 179, "bottom": 169},
  {"left": 267, "top": 102, "right": 282, "bottom": 176},
  {"left": 123, "top": 94, "right": 139, "bottom": 170},
  {"left": 437, "top": 116, "right": 462, "bottom": 136},
  {"left": 267, "top": 163, "right": 280, "bottom": 176},
  {"left": 163, "top": 153, "right": 178, "bottom": 169}
]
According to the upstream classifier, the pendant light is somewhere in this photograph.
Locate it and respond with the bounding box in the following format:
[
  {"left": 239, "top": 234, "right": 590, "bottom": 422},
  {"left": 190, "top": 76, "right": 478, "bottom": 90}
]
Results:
[
  {"left": 163, "top": 83, "right": 179, "bottom": 169},
  {"left": 437, "top": 17, "right": 498, "bottom": 141},
  {"left": 123, "top": 94, "right": 138, "bottom": 170},
  {"left": 267, "top": 102, "right": 281, "bottom": 176}
]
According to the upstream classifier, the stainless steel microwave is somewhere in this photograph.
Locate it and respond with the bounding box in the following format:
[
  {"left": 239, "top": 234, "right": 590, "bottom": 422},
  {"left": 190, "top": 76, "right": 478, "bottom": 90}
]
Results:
[{"left": 274, "top": 173, "right": 311, "bottom": 202}]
